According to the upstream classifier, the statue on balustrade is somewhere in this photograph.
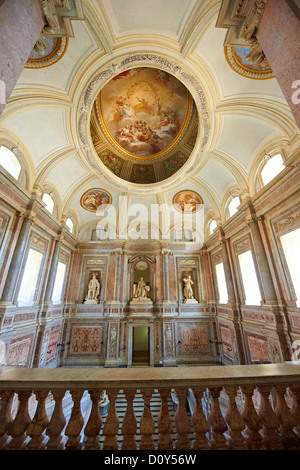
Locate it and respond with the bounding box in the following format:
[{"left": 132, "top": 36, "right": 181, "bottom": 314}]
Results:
[
  {"left": 183, "top": 275, "right": 197, "bottom": 303},
  {"left": 84, "top": 274, "right": 100, "bottom": 304}
]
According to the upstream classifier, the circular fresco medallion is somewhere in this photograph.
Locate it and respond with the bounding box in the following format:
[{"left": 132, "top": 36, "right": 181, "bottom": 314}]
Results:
[
  {"left": 80, "top": 188, "right": 112, "bottom": 213},
  {"left": 96, "top": 67, "right": 194, "bottom": 159},
  {"left": 173, "top": 190, "right": 204, "bottom": 214},
  {"left": 225, "top": 45, "right": 274, "bottom": 80}
]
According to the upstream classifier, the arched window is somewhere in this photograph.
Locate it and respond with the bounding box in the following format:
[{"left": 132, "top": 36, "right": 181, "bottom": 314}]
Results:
[
  {"left": 261, "top": 153, "right": 284, "bottom": 186},
  {"left": 0, "top": 146, "right": 21, "bottom": 180},
  {"left": 228, "top": 196, "right": 240, "bottom": 217},
  {"left": 66, "top": 217, "right": 74, "bottom": 233},
  {"left": 208, "top": 219, "right": 217, "bottom": 235},
  {"left": 42, "top": 193, "right": 55, "bottom": 214}
]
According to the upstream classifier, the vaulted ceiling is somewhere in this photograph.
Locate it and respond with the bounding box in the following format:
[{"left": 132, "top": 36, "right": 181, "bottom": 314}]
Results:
[{"left": 0, "top": 0, "right": 299, "bottom": 240}]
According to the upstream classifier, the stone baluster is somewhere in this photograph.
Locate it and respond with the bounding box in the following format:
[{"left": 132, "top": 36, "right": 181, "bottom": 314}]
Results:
[
  {"left": 289, "top": 385, "right": 300, "bottom": 437},
  {"left": 191, "top": 388, "right": 210, "bottom": 450},
  {"left": 174, "top": 388, "right": 191, "bottom": 450},
  {"left": 27, "top": 390, "right": 50, "bottom": 450},
  {"left": 240, "top": 386, "right": 265, "bottom": 450},
  {"left": 274, "top": 384, "right": 300, "bottom": 449},
  {"left": 46, "top": 390, "right": 67, "bottom": 449},
  {"left": 224, "top": 386, "right": 246, "bottom": 450},
  {"left": 207, "top": 387, "right": 228, "bottom": 450},
  {"left": 103, "top": 390, "right": 120, "bottom": 450},
  {"left": 256, "top": 385, "right": 283, "bottom": 450},
  {"left": 140, "top": 389, "right": 155, "bottom": 450},
  {"left": 158, "top": 389, "right": 174, "bottom": 450},
  {"left": 8, "top": 390, "right": 32, "bottom": 449},
  {"left": 65, "top": 390, "right": 84, "bottom": 450},
  {"left": 0, "top": 391, "right": 14, "bottom": 449},
  {"left": 84, "top": 390, "right": 102, "bottom": 450},
  {"left": 122, "top": 389, "right": 137, "bottom": 450}
]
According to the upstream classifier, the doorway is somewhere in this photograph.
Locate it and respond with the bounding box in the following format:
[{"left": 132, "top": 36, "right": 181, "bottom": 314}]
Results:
[{"left": 132, "top": 326, "right": 150, "bottom": 365}]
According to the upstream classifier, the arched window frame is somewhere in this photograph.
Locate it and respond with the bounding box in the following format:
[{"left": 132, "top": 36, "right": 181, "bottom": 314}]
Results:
[
  {"left": 225, "top": 194, "right": 241, "bottom": 220},
  {"left": 0, "top": 144, "right": 26, "bottom": 186}
]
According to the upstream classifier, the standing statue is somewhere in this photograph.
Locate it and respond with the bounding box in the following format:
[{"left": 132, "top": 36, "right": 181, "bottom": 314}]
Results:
[
  {"left": 84, "top": 274, "right": 100, "bottom": 303},
  {"left": 183, "top": 275, "right": 194, "bottom": 300}
]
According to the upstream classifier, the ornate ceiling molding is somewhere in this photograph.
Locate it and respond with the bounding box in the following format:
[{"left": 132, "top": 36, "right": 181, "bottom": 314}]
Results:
[{"left": 77, "top": 54, "right": 211, "bottom": 196}]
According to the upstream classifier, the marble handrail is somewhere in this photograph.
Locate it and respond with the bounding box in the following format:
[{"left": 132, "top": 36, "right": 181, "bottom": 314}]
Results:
[{"left": 0, "top": 363, "right": 300, "bottom": 450}]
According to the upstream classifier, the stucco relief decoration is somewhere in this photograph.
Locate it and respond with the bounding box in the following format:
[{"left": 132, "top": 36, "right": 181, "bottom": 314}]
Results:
[
  {"left": 173, "top": 190, "right": 203, "bottom": 214},
  {"left": 71, "top": 327, "right": 102, "bottom": 353},
  {"left": 97, "top": 67, "right": 193, "bottom": 159},
  {"left": 80, "top": 188, "right": 112, "bottom": 213},
  {"left": 181, "top": 326, "right": 208, "bottom": 351}
]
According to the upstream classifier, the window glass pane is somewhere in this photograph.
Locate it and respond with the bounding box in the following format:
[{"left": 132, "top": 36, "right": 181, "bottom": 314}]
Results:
[
  {"left": 280, "top": 228, "right": 300, "bottom": 307},
  {"left": 42, "top": 193, "right": 54, "bottom": 214},
  {"left": 215, "top": 262, "right": 228, "bottom": 304},
  {"left": 17, "top": 248, "right": 43, "bottom": 305},
  {"left": 228, "top": 197, "right": 240, "bottom": 217},
  {"left": 261, "top": 154, "right": 284, "bottom": 185},
  {"left": 0, "top": 146, "right": 21, "bottom": 180},
  {"left": 52, "top": 261, "right": 67, "bottom": 304},
  {"left": 66, "top": 218, "right": 73, "bottom": 233},
  {"left": 209, "top": 219, "right": 217, "bottom": 234},
  {"left": 238, "top": 250, "right": 262, "bottom": 306}
]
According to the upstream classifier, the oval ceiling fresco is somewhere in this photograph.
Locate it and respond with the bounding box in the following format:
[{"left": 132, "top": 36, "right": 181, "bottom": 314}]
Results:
[{"left": 95, "top": 67, "right": 194, "bottom": 160}]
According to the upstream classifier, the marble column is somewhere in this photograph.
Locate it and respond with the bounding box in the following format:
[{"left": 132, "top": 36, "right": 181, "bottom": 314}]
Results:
[
  {"left": 163, "top": 251, "right": 170, "bottom": 302},
  {"left": 0, "top": 0, "right": 45, "bottom": 116},
  {"left": 1, "top": 214, "right": 34, "bottom": 303},
  {"left": 44, "top": 238, "right": 62, "bottom": 303},
  {"left": 256, "top": 0, "right": 300, "bottom": 129}
]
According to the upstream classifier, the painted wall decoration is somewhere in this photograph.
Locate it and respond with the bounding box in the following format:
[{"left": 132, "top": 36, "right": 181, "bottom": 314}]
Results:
[
  {"left": 98, "top": 150, "right": 124, "bottom": 177},
  {"left": 163, "top": 152, "right": 188, "bottom": 178},
  {"left": 225, "top": 46, "right": 274, "bottom": 80},
  {"left": 97, "top": 67, "right": 193, "bottom": 158},
  {"left": 80, "top": 188, "right": 112, "bottom": 212},
  {"left": 173, "top": 189, "right": 203, "bottom": 213},
  {"left": 130, "top": 163, "right": 156, "bottom": 183}
]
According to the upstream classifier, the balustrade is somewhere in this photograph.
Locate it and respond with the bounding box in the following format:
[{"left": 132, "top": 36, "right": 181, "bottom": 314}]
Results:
[{"left": 0, "top": 363, "right": 300, "bottom": 450}]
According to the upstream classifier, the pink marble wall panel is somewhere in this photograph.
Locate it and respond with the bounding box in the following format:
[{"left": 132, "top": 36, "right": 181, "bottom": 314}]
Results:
[
  {"left": 257, "top": 0, "right": 300, "bottom": 128},
  {"left": 246, "top": 332, "right": 270, "bottom": 363},
  {"left": 0, "top": 0, "right": 44, "bottom": 115},
  {"left": 71, "top": 326, "right": 102, "bottom": 353},
  {"left": 180, "top": 326, "right": 208, "bottom": 351}
]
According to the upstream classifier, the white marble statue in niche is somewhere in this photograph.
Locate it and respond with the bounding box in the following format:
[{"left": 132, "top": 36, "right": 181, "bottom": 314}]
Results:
[
  {"left": 183, "top": 275, "right": 197, "bottom": 303},
  {"left": 84, "top": 274, "right": 100, "bottom": 304},
  {"left": 132, "top": 276, "right": 151, "bottom": 302}
]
